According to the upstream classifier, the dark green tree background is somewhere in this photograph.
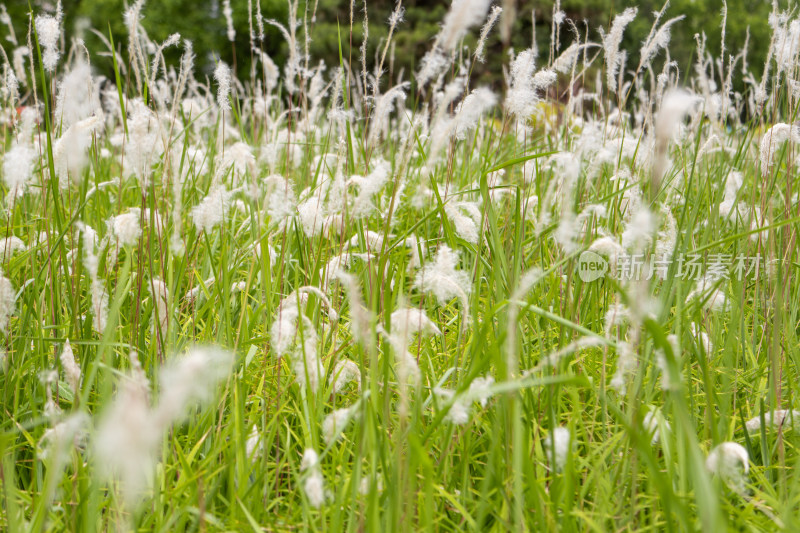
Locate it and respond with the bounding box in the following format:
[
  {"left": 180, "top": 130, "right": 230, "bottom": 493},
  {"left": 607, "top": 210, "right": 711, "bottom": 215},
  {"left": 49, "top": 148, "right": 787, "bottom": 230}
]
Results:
[{"left": 0, "top": 0, "right": 776, "bottom": 93}]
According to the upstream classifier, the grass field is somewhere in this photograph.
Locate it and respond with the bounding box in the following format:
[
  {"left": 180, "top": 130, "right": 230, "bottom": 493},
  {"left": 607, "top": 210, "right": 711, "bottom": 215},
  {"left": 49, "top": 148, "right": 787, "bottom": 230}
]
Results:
[{"left": 1, "top": 1, "right": 800, "bottom": 531}]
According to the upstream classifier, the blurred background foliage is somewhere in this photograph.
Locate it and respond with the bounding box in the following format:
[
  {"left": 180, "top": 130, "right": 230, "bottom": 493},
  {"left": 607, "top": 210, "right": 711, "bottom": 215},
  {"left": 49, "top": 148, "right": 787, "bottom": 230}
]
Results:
[{"left": 1, "top": 0, "right": 774, "bottom": 94}]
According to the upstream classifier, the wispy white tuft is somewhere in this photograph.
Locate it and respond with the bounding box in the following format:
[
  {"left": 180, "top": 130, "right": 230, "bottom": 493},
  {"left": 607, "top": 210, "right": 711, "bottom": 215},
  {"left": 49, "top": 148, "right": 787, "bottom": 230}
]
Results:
[
  {"left": 110, "top": 209, "right": 142, "bottom": 247},
  {"left": 60, "top": 339, "right": 81, "bottom": 394},
  {"left": 0, "top": 237, "right": 26, "bottom": 259},
  {"left": 94, "top": 353, "right": 155, "bottom": 506},
  {"left": 505, "top": 50, "right": 540, "bottom": 119},
  {"left": 35, "top": 5, "right": 63, "bottom": 71},
  {"left": 760, "top": 123, "right": 800, "bottom": 177},
  {"left": 330, "top": 359, "right": 361, "bottom": 393},
  {"left": 149, "top": 278, "right": 170, "bottom": 337},
  {"left": 191, "top": 187, "right": 232, "bottom": 232},
  {"left": 380, "top": 307, "right": 441, "bottom": 385},
  {"left": 322, "top": 404, "right": 359, "bottom": 443},
  {"left": 642, "top": 408, "right": 670, "bottom": 445},
  {"left": 300, "top": 449, "right": 327, "bottom": 508},
  {"left": 414, "top": 245, "right": 472, "bottom": 313},
  {"left": 444, "top": 201, "right": 483, "bottom": 243},
  {"left": 474, "top": 6, "right": 502, "bottom": 62},
  {"left": 438, "top": 0, "right": 492, "bottom": 51},
  {"left": 349, "top": 159, "right": 391, "bottom": 217},
  {"left": 610, "top": 341, "right": 636, "bottom": 393},
  {"left": 95, "top": 348, "right": 233, "bottom": 506},
  {"left": 621, "top": 207, "right": 656, "bottom": 252},
  {"left": 153, "top": 346, "right": 234, "bottom": 427},
  {"left": 246, "top": 425, "right": 262, "bottom": 458},
  {"left": 222, "top": 0, "right": 236, "bottom": 41},
  {"left": 0, "top": 270, "right": 16, "bottom": 333},
  {"left": 53, "top": 115, "right": 103, "bottom": 189},
  {"left": 544, "top": 427, "right": 571, "bottom": 472},
  {"left": 3, "top": 109, "right": 38, "bottom": 200},
  {"left": 214, "top": 61, "right": 232, "bottom": 113},
  {"left": 368, "top": 83, "right": 409, "bottom": 146},
  {"left": 706, "top": 442, "right": 749, "bottom": 491},
  {"left": 639, "top": 16, "right": 685, "bottom": 68},
  {"left": 600, "top": 8, "right": 637, "bottom": 92},
  {"left": 78, "top": 223, "right": 108, "bottom": 334},
  {"left": 744, "top": 409, "right": 800, "bottom": 433},
  {"left": 453, "top": 87, "right": 497, "bottom": 139}
]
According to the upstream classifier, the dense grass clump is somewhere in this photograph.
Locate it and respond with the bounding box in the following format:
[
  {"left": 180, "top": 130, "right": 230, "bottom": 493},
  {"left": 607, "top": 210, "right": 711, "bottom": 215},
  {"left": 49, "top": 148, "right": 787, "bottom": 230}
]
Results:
[{"left": 1, "top": 1, "right": 799, "bottom": 531}]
